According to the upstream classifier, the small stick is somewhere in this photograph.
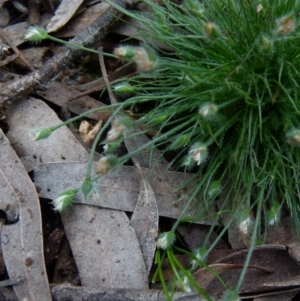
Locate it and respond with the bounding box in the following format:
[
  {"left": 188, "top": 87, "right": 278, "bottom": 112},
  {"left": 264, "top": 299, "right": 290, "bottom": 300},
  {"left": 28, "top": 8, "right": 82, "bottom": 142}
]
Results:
[
  {"left": 98, "top": 47, "right": 118, "bottom": 105},
  {"left": 0, "top": 28, "right": 35, "bottom": 72}
]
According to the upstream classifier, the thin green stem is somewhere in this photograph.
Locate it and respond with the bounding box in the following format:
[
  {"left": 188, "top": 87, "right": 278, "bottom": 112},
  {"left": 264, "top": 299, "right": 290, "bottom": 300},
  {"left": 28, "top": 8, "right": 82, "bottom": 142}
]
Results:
[{"left": 46, "top": 35, "right": 116, "bottom": 58}]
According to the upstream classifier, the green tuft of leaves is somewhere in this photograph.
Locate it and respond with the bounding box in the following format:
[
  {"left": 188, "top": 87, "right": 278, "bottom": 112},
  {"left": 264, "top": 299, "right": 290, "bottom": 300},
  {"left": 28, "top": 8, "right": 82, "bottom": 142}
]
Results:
[{"left": 117, "top": 0, "right": 300, "bottom": 236}]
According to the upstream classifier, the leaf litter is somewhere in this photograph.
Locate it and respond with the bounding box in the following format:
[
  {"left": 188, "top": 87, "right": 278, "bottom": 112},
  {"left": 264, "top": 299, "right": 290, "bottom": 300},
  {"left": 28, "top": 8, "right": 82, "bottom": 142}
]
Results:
[
  {"left": 1, "top": 0, "right": 300, "bottom": 300},
  {"left": 0, "top": 129, "right": 51, "bottom": 301}
]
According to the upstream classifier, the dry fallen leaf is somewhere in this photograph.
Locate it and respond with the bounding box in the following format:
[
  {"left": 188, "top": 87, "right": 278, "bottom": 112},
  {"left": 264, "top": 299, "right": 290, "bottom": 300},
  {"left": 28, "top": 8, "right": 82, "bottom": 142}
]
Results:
[
  {"left": 6, "top": 96, "right": 90, "bottom": 172},
  {"left": 0, "top": 129, "right": 51, "bottom": 301},
  {"left": 79, "top": 119, "right": 102, "bottom": 146},
  {"left": 62, "top": 205, "right": 148, "bottom": 289},
  {"left": 129, "top": 159, "right": 158, "bottom": 275},
  {"left": 123, "top": 131, "right": 159, "bottom": 276},
  {"left": 34, "top": 162, "right": 210, "bottom": 222},
  {"left": 46, "top": 0, "right": 85, "bottom": 33},
  {"left": 6, "top": 96, "right": 149, "bottom": 292},
  {"left": 54, "top": 1, "right": 111, "bottom": 38},
  {"left": 36, "top": 81, "right": 112, "bottom": 122}
]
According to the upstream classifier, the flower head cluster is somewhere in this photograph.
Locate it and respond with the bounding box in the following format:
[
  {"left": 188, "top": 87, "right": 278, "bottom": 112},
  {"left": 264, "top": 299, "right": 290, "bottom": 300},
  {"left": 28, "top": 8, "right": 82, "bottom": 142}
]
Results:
[
  {"left": 114, "top": 45, "right": 159, "bottom": 72},
  {"left": 113, "top": 82, "right": 135, "bottom": 94},
  {"left": 24, "top": 26, "right": 48, "bottom": 43},
  {"left": 104, "top": 116, "right": 133, "bottom": 151},
  {"left": 156, "top": 231, "right": 176, "bottom": 250},
  {"left": 204, "top": 22, "right": 221, "bottom": 39},
  {"left": 52, "top": 189, "right": 76, "bottom": 212},
  {"left": 191, "top": 246, "right": 207, "bottom": 268},
  {"left": 199, "top": 103, "right": 218, "bottom": 118},
  {"left": 275, "top": 14, "right": 296, "bottom": 36},
  {"left": 29, "top": 127, "right": 53, "bottom": 140},
  {"left": 286, "top": 129, "right": 300, "bottom": 146},
  {"left": 175, "top": 275, "right": 193, "bottom": 293},
  {"left": 267, "top": 200, "right": 281, "bottom": 227},
  {"left": 238, "top": 209, "right": 253, "bottom": 235},
  {"left": 183, "top": 142, "right": 208, "bottom": 167},
  {"left": 95, "top": 155, "right": 119, "bottom": 175}
]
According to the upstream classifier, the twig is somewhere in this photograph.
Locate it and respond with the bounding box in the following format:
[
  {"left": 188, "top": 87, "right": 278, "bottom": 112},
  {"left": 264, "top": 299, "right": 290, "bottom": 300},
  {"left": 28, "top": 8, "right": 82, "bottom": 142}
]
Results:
[
  {"left": 98, "top": 47, "right": 118, "bottom": 105},
  {"left": 73, "top": 61, "right": 137, "bottom": 93},
  {"left": 0, "top": 28, "right": 35, "bottom": 72}
]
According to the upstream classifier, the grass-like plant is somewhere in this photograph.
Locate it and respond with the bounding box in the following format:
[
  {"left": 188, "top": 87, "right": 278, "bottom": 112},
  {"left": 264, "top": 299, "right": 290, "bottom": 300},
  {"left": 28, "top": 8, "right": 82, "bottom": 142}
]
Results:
[
  {"left": 107, "top": 0, "right": 300, "bottom": 298},
  {"left": 26, "top": 0, "right": 300, "bottom": 299}
]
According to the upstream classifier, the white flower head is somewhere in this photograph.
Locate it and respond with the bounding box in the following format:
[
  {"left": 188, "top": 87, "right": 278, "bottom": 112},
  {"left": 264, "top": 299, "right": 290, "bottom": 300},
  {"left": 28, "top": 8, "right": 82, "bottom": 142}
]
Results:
[
  {"left": 189, "top": 142, "right": 208, "bottom": 165},
  {"left": 114, "top": 46, "right": 136, "bottom": 60},
  {"left": 106, "top": 116, "right": 132, "bottom": 142},
  {"left": 113, "top": 82, "right": 135, "bottom": 93},
  {"left": 199, "top": 103, "right": 218, "bottom": 118},
  {"left": 256, "top": 4, "right": 263, "bottom": 13},
  {"left": 239, "top": 217, "right": 252, "bottom": 235},
  {"left": 182, "top": 276, "right": 192, "bottom": 292},
  {"left": 191, "top": 246, "right": 207, "bottom": 268},
  {"left": 106, "top": 125, "right": 125, "bottom": 142},
  {"left": 52, "top": 189, "right": 76, "bottom": 212},
  {"left": 287, "top": 129, "right": 300, "bottom": 146},
  {"left": 275, "top": 14, "right": 296, "bottom": 36},
  {"left": 95, "top": 155, "right": 119, "bottom": 175},
  {"left": 268, "top": 200, "right": 281, "bottom": 227},
  {"left": 156, "top": 231, "right": 176, "bottom": 250},
  {"left": 24, "top": 26, "right": 48, "bottom": 42},
  {"left": 134, "top": 45, "right": 159, "bottom": 72},
  {"left": 238, "top": 209, "right": 254, "bottom": 235}
]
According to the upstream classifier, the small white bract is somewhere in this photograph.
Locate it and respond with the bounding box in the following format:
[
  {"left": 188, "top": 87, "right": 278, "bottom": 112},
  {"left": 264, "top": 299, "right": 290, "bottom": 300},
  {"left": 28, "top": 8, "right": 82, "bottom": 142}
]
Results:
[
  {"left": 156, "top": 231, "right": 176, "bottom": 250},
  {"left": 24, "top": 26, "right": 48, "bottom": 42},
  {"left": 275, "top": 14, "right": 295, "bottom": 36},
  {"left": 239, "top": 217, "right": 252, "bottom": 235},
  {"left": 199, "top": 103, "right": 218, "bottom": 118},
  {"left": 29, "top": 127, "right": 53, "bottom": 140},
  {"left": 52, "top": 190, "right": 76, "bottom": 212},
  {"left": 182, "top": 276, "right": 192, "bottom": 292},
  {"left": 95, "top": 155, "right": 119, "bottom": 175},
  {"left": 268, "top": 216, "right": 278, "bottom": 227},
  {"left": 106, "top": 125, "right": 125, "bottom": 142},
  {"left": 256, "top": 4, "right": 263, "bottom": 13},
  {"left": 156, "top": 234, "right": 168, "bottom": 249},
  {"left": 134, "top": 46, "right": 159, "bottom": 72},
  {"left": 188, "top": 142, "right": 208, "bottom": 165}
]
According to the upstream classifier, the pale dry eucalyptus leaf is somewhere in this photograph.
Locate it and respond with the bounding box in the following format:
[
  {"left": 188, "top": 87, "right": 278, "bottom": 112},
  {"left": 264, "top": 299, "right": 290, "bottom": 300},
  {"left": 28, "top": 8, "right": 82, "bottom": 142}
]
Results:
[
  {"left": 36, "top": 81, "right": 112, "bottom": 122},
  {"left": 0, "top": 129, "right": 51, "bottom": 301},
  {"left": 124, "top": 133, "right": 159, "bottom": 276},
  {"left": 7, "top": 97, "right": 149, "bottom": 290},
  {"left": 129, "top": 160, "right": 158, "bottom": 275},
  {"left": 34, "top": 162, "right": 208, "bottom": 222},
  {"left": 54, "top": 1, "right": 111, "bottom": 38},
  {"left": 46, "top": 0, "right": 85, "bottom": 32},
  {"left": 62, "top": 205, "right": 148, "bottom": 289},
  {"left": 6, "top": 97, "right": 90, "bottom": 172}
]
